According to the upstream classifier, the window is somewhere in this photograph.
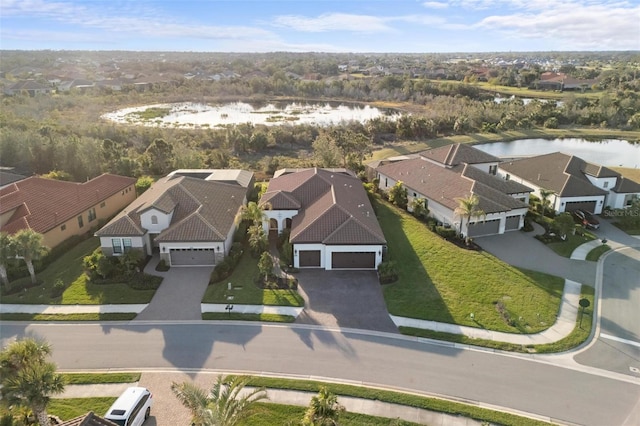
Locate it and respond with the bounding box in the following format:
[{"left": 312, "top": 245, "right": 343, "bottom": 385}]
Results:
[
  {"left": 505, "top": 174, "right": 511, "bottom": 181},
  {"left": 88, "top": 208, "right": 97, "bottom": 222},
  {"left": 489, "top": 165, "right": 497, "bottom": 175},
  {"left": 603, "top": 181, "right": 609, "bottom": 188},
  {"left": 77, "top": 215, "right": 84, "bottom": 228},
  {"left": 112, "top": 238, "right": 122, "bottom": 254},
  {"left": 60, "top": 224, "right": 66, "bottom": 231},
  {"left": 151, "top": 215, "right": 158, "bottom": 225},
  {"left": 100, "top": 202, "right": 106, "bottom": 208},
  {"left": 123, "top": 238, "right": 132, "bottom": 252}
]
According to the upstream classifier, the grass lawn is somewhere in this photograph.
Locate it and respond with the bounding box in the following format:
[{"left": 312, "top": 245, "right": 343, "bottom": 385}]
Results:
[
  {"left": 202, "top": 250, "right": 304, "bottom": 307},
  {"left": 2, "top": 237, "right": 158, "bottom": 305},
  {"left": 546, "top": 230, "right": 597, "bottom": 258},
  {"left": 61, "top": 372, "right": 140, "bottom": 384},
  {"left": 376, "top": 198, "right": 564, "bottom": 333},
  {"left": 586, "top": 244, "right": 611, "bottom": 262},
  {"left": 0, "top": 313, "right": 136, "bottom": 321},
  {"left": 48, "top": 398, "right": 116, "bottom": 421}
]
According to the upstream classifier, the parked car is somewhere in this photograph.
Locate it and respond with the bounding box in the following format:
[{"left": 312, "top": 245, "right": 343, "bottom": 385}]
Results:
[
  {"left": 573, "top": 209, "right": 600, "bottom": 229},
  {"left": 104, "top": 387, "right": 153, "bottom": 426}
]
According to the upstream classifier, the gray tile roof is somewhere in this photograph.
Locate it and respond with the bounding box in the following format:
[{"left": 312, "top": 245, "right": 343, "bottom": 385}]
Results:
[
  {"left": 376, "top": 158, "right": 529, "bottom": 214},
  {"left": 420, "top": 143, "right": 500, "bottom": 167},
  {"left": 96, "top": 174, "right": 248, "bottom": 243},
  {"left": 499, "top": 152, "right": 608, "bottom": 197},
  {"left": 262, "top": 168, "right": 386, "bottom": 246}
]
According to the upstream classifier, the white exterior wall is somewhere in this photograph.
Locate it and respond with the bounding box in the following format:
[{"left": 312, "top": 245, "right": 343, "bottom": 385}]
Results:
[
  {"left": 585, "top": 175, "right": 618, "bottom": 191},
  {"left": 160, "top": 241, "right": 220, "bottom": 253},
  {"left": 223, "top": 224, "right": 236, "bottom": 255},
  {"left": 377, "top": 173, "right": 398, "bottom": 192},
  {"left": 140, "top": 208, "right": 173, "bottom": 233},
  {"left": 607, "top": 192, "right": 639, "bottom": 209},
  {"left": 510, "top": 192, "right": 530, "bottom": 204},
  {"left": 557, "top": 195, "right": 605, "bottom": 214}
]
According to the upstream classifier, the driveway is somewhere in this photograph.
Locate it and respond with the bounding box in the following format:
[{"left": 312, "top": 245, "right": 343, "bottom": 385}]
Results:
[
  {"left": 475, "top": 223, "right": 597, "bottom": 286},
  {"left": 294, "top": 270, "right": 398, "bottom": 333},
  {"left": 134, "top": 255, "right": 213, "bottom": 321}
]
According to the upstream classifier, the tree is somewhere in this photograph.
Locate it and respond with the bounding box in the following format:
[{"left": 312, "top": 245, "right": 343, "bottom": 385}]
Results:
[
  {"left": 312, "top": 133, "right": 340, "bottom": 168},
  {"left": 409, "top": 197, "right": 429, "bottom": 220},
  {"left": 553, "top": 213, "right": 575, "bottom": 239},
  {"left": 171, "top": 375, "right": 268, "bottom": 426},
  {"left": 0, "top": 338, "right": 65, "bottom": 426},
  {"left": 247, "top": 225, "right": 268, "bottom": 257},
  {"left": 0, "top": 232, "right": 14, "bottom": 289},
  {"left": 135, "top": 175, "right": 154, "bottom": 195},
  {"left": 302, "top": 387, "right": 345, "bottom": 426},
  {"left": 539, "top": 188, "right": 555, "bottom": 217},
  {"left": 142, "top": 138, "right": 174, "bottom": 175},
  {"left": 388, "top": 181, "right": 408, "bottom": 209},
  {"left": 12, "top": 229, "right": 48, "bottom": 285},
  {"left": 454, "top": 194, "right": 486, "bottom": 244},
  {"left": 258, "top": 251, "right": 274, "bottom": 282},
  {"left": 236, "top": 201, "right": 271, "bottom": 227}
]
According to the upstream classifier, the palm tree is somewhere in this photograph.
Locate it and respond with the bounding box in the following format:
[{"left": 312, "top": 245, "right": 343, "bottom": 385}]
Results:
[
  {"left": 12, "top": 229, "right": 49, "bottom": 285},
  {"left": 0, "top": 338, "right": 65, "bottom": 426},
  {"left": 0, "top": 231, "right": 15, "bottom": 289},
  {"left": 171, "top": 375, "right": 268, "bottom": 426},
  {"left": 454, "top": 194, "right": 486, "bottom": 245},
  {"left": 302, "top": 387, "right": 345, "bottom": 426},
  {"left": 236, "top": 201, "right": 272, "bottom": 227},
  {"left": 539, "top": 188, "right": 554, "bottom": 217},
  {"left": 247, "top": 224, "right": 268, "bottom": 256}
]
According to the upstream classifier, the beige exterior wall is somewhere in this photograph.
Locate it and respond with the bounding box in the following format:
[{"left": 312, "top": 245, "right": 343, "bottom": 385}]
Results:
[{"left": 42, "top": 184, "right": 137, "bottom": 248}]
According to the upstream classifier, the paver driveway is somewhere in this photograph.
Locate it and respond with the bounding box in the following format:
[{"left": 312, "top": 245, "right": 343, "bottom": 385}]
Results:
[{"left": 294, "top": 270, "right": 398, "bottom": 333}]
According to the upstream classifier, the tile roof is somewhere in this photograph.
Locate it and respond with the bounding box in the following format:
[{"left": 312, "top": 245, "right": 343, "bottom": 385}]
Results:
[
  {"left": 0, "top": 174, "right": 136, "bottom": 236},
  {"left": 376, "top": 158, "right": 529, "bottom": 214},
  {"left": 499, "top": 152, "right": 609, "bottom": 197},
  {"left": 57, "top": 411, "right": 118, "bottom": 426},
  {"left": 96, "top": 174, "right": 249, "bottom": 243},
  {"left": 262, "top": 168, "right": 386, "bottom": 246},
  {"left": 613, "top": 176, "right": 640, "bottom": 194},
  {"left": 0, "top": 170, "right": 27, "bottom": 187},
  {"left": 419, "top": 143, "right": 500, "bottom": 167}
]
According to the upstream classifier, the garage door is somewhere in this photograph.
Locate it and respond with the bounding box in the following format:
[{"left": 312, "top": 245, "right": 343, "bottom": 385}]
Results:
[
  {"left": 331, "top": 252, "right": 376, "bottom": 269},
  {"left": 564, "top": 201, "right": 597, "bottom": 213},
  {"left": 170, "top": 248, "right": 215, "bottom": 266},
  {"left": 505, "top": 215, "right": 521, "bottom": 231},
  {"left": 468, "top": 219, "right": 500, "bottom": 237},
  {"left": 299, "top": 250, "right": 321, "bottom": 267}
]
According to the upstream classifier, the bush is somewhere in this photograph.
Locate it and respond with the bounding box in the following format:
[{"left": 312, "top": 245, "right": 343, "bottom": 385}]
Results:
[
  {"left": 50, "top": 278, "right": 66, "bottom": 298},
  {"left": 128, "top": 273, "right": 162, "bottom": 290},
  {"left": 435, "top": 226, "right": 457, "bottom": 239},
  {"left": 378, "top": 260, "right": 398, "bottom": 284},
  {"left": 155, "top": 259, "right": 170, "bottom": 272},
  {"left": 209, "top": 244, "right": 244, "bottom": 284}
]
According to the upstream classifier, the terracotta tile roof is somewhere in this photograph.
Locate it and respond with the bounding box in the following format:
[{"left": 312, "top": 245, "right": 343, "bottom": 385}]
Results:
[
  {"left": 419, "top": 143, "right": 500, "bottom": 167},
  {"left": 0, "top": 174, "right": 136, "bottom": 235},
  {"left": 260, "top": 190, "right": 301, "bottom": 210},
  {"left": 377, "top": 158, "right": 528, "bottom": 214},
  {"left": 499, "top": 152, "right": 608, "bottom": 197},
  {"left": 262, "top": 168, "right": 385, "bottom": 246},
  {"left": 57, "top": 411, "right": 118, "bottom": 426},
  {"left": 96, "top": 173, "right": 249, "bottom": 243}
]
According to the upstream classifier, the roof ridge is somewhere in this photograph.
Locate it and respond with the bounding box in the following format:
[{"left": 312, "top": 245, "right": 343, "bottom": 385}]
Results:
[{"left": 291, "top": 196, "right": 336, "bottom": 240}]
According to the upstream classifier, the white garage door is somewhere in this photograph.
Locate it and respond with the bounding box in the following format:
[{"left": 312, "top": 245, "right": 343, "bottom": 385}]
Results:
[{"left": 170, "top": 248, "right": 215, "bottom": 266}]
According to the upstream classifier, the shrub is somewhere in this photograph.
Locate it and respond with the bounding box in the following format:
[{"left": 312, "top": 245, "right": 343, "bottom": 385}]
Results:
[
  {"left": 128, "top": 273, "right": 162, "bottom": 290},
  {"left": 378, "top": 260, "right": 398, "bottom": 284},
  {"left": 50, "top": 278, "right": 66, "bottom": 298},
  {"left": 155, "top": 259, "right": 170, "bottom": 272},
  {"left": 435, "top": 226, "right": 457, "bottom": 239}
]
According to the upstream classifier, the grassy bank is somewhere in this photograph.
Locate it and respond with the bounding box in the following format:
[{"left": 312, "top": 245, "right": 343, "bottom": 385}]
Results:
[{"left": 376, "top": 197, "right": 564, "bottom": 333}]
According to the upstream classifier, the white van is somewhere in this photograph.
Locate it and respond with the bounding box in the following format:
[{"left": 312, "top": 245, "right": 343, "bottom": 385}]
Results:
[{"left": 104, "top": 387, "right": 153, "bottom": 426}]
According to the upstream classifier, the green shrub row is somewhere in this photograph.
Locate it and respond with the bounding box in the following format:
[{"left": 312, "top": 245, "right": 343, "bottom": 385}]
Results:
[{"left": 209, "top": 242, "right": 244, "bottom": 284}]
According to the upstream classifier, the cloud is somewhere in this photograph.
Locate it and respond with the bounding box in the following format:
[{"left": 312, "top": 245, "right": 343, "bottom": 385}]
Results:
[
  {"left": 272, "top": 13, "right": 393, "bottom": 33},
  {"left": 474, "top": 1, "right": 640, "bottom": 49},
  {"left": 422, "top": 1, "right": 449, "bottom": 9}
]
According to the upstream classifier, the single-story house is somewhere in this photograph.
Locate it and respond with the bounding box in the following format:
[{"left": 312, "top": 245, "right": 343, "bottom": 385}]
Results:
[
  {"left": 498, "top": 152, "right": 640, "bottom": 214},
  {"left": 260, "top": 168, "right": 386, "bottom": 270},
  {"left": 0, "top": 174, "right": 136, "bottom": 249},
  {"left": 95, "top": 169, "right": 253, "bottom": 267},
  {"left": 375, "top": 144, "right": 532, "bottom": 238},
  {"left": 4, "top": 79, "right": 53, "bottom": 96}
]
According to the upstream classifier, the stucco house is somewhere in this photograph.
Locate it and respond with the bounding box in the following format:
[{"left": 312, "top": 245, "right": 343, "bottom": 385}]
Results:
[
  {"left": 95, "top": 169, "right": 253, "bottom": 267},
  {"left": 259, "top": 168, "right": 386, "bottom": 270},
  {"left": 0, "top": 174, "right": 136, "bottom": 249},
  {"left": 498, "top": 152, "right": 640, "bottom": 214},
  {"left": 375, "top": 144, "right": 532, "bottom": 238}
]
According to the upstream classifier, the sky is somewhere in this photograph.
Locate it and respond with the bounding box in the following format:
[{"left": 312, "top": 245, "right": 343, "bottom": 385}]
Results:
[{"left": 1, "top": 0, "right": 639, "bottom": 53}]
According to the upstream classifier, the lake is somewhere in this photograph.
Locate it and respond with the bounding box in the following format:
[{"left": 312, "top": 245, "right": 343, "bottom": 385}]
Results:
[
  {"left": 102, "top": 101, "right": 398, "bottom": 128},
  {"left": 475, "top": 138, "right": 640, "bottom": 168}
]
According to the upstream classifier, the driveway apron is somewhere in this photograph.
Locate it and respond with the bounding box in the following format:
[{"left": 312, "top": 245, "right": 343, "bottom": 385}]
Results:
[
  {"left": 134, "top": 255, "right": 213, "bottom": 321},
  {"left": 294, "top": 270, "right": 398, "bottom": 333}
]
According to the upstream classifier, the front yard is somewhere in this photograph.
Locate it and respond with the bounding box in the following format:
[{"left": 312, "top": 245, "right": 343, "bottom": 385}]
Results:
[
  {"left": 1, "top": 237, "right": 158, "bottom": 304},
  {"left": 376, "top": 198, "right": 564, "bottom": 333}
]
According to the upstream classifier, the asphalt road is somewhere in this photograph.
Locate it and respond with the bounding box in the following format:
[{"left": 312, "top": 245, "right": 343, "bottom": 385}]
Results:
[{"left": 2, "top": 322, "right": 639, "bottom": 426}]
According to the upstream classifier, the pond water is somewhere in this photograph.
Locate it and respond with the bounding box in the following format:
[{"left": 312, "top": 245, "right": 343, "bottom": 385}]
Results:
[
  {"left": 102, "top": 101, "right": 397, "bottom": 128},
  {"left": 475, "top": 138, "right": 640, "bottom": 168}
]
